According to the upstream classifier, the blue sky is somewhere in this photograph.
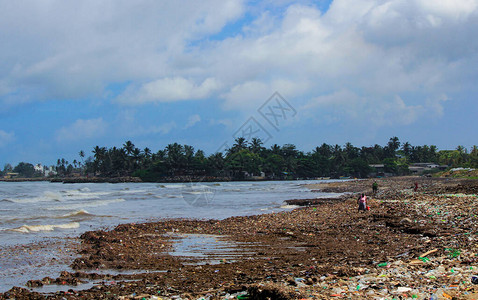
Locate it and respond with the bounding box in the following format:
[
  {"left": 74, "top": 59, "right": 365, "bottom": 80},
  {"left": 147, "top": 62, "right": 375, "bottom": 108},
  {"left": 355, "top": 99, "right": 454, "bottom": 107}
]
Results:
[{"left": 1, "top": 0, "right": 477, "bottom": 167}]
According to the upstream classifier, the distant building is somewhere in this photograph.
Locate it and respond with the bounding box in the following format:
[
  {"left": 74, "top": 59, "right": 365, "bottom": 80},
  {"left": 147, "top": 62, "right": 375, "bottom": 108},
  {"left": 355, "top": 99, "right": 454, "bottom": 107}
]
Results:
[
  {"left": 409, "top": 163, "right": 448, "bottom": 175},
  {"left": 45, "top": 166, "right": 57, "bottom": 177},
  {"left": 369, "top": 164, "right": 385, "bottom": 177},
  {"left": 34, "top": 164, "right": 44, "bottom": 175},
  {"left": 32, "top": 164, "right": 57, "bottom": 177},
  {"left": 3, "top": 172, "right": 19, "bottom": 179}
]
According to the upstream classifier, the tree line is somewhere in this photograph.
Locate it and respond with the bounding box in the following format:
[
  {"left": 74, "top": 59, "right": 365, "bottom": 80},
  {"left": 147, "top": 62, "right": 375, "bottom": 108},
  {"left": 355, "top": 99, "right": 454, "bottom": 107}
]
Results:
[{"left": 2, "top": 137, "right": 478, "bottom": 180}]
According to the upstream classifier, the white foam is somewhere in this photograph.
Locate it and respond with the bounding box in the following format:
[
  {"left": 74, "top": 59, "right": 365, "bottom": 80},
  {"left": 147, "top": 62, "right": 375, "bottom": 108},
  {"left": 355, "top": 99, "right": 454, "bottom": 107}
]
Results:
[
  {"left": 165, "top": 194, "right": 180, "bottom": 198},
  {"left": 44, "top": 191, "right": 63, "bottom": 201},
  {"left": 280, "top": 204, "right": 300, "bottom": 209},
  {"left": 61, "top": 190, "right": 112, "bottom": 200},
  {"left": 117, "top": 189, "right": 147, "bottom": 194},
  {"left": 48, "top": 198, "right": 126, "bottom": 211},
  {"left": 223, "top": 189, "right": 242, "bottom": 192},
  {"left": 10, "top": 191, "right": 63, "bottom": 203},
  {"left": 183, "top": 191, "right": 214, "bottom": 195},
  {"left": 10, "top": 222, "right": 80, "bottom": 233},
  {"left": 59, "top": 209, "right": 93, "bottom": 218},
  {"left": 164, "top": 184, "right": 187, "bottom": 189}
]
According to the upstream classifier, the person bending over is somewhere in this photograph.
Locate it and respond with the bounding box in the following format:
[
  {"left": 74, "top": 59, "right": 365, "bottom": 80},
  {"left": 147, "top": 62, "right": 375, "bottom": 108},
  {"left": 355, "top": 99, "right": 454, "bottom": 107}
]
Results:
[{"left": 358, "top": 193, "right": 367, "bottom": 211}]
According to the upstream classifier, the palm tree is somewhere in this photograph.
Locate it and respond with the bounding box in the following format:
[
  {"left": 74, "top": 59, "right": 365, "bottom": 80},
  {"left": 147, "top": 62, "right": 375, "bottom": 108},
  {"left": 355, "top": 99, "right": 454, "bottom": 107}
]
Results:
[
  {"left": 386, "top": 137, "right": 400, "bottom": 158},
  {"left": 249, "top": 138, "right": 264, "bottom": 154},
  {"left": 123, "top": 141, "right": 135, "bottom": 156},
  {"left": 143, "top": 147, "right": 152, "bottom": 159},
  {"left": 184, "top": 145, "right": 195, "bottom": 173},
  {"left": 207, "top": 153, "right": 225, "bottom": 176},
  {"left": 270, "top": 144, "right": 281, "bottom": 155},
  {"left": 344, "top": 142, "right": 359, "bottom": 160},
  {"left": 166, "top": 143, "right": 184, "bottom": 175},
  {"left": 79, "top": 150, "right": 85, "bottom": 167},
  {"left": 228, "top": 137, "right": 247, "bottom": 155},
  {"left": 132, "top": 148, "right": 142, "bottom": 171},
  {"left": 142, "top": 147, "right": 152, "bottom": 169},
  {"left": 92, "top": 146, "right": 107, "bottom": 174}
]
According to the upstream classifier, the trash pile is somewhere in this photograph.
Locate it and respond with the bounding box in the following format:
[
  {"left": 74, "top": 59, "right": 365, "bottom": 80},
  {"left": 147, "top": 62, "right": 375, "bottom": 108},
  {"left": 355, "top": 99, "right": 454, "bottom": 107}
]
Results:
[
  {"left": 2, "top": 177, "right": 478, "bottom": 300},
  {"left": 283, "top": 247, "right": 478, "bottom": 299}
]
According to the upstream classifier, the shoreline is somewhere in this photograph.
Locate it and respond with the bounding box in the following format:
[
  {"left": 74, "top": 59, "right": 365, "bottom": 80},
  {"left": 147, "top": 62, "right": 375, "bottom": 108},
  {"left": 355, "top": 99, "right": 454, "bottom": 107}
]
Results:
[
  {"left": 2, "top": 177, "right": 478, "bottom": 299},
  {"left": 1, "top": 176, "right": 295, "bottom": 184},
  {"left": 0, "top": 176, "right": 343, "bottom": 184}
]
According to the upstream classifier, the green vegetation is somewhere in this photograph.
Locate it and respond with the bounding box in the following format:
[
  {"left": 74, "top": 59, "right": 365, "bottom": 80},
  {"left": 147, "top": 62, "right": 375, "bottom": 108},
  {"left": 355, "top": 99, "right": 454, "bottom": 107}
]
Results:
[
  {"left": 62, "top": 137, "right": 478, "bottom": 181},
  {"left": 0, "top": 162, "right": 44, "bottom": 178},
  {"left": 2, "top": 137, "right": 477, "bottom": 180}
]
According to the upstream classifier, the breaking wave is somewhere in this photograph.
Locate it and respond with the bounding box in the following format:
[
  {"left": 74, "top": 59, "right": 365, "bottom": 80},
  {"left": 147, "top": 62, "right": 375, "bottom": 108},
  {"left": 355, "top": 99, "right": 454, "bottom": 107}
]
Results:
[
  {"left": 280, "top": 204, "right": 300, "bottom": 209},
  {"left": 59, "top": 209, "right": 93, "bottom": 218},
  {"left": 183, "top": 191, "right": 214, "bottom": 195},
  {"left": 10, "top": 222, "right": 80, "bottom": 233},
  {"left": 164, "top": 184, "right": 187, "bottom": 189},
  {"left": 60, "top": 189, "right": 112, "bottom": 200},
  {"left": 6, "top": 191, "right": 63, "bottom": 203},
  {"left": 48, "top": 198, "right": 126, "bottom": 211}
]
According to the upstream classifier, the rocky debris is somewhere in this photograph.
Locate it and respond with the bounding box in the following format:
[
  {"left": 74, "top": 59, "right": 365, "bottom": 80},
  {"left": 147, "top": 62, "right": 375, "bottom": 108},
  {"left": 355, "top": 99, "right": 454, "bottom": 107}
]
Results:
[
  {"left": 71, "top": 226, "right": 175, "bottom": 270},
  {"left": 0, "top": 287, "right": 46, "bottom": 299},
  {"left": 436, "top": 181, "right": 478, "bottom": 194},
  {"left": 247, "top": 283, "right": 304, "bottom": 299},
  {"left": 284, "top": 197, "right": 347, "bottom": 206},
  {"left": 2, "top": 177, "right": 478, "bottom": 299}
]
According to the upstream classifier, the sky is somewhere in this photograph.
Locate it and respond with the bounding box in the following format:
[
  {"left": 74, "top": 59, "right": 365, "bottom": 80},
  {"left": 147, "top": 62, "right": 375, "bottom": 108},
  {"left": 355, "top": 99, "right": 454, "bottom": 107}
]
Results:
[{"left": 1, "top": 0, "right": 477, "bottom": 167}]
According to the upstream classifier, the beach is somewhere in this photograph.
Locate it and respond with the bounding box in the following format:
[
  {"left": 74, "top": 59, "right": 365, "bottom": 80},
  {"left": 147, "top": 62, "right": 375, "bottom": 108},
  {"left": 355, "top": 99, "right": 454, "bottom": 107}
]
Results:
[{"left": 2, "top": 177, "right": 478, "bottom": 299}]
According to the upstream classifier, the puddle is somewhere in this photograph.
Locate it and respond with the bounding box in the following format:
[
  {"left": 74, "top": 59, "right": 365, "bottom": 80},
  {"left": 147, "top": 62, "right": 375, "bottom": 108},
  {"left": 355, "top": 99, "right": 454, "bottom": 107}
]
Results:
[
  {"left": 27, "top": 269, "right": 167, "bottom": 294},
  {"left": 167, "top": 233, "right": 256, "bottom": 264},
  {"left": 29, "top": 278, "right": 142, "bottom": 294},
  {"left": 29, "top": 281, "right": 96, "bottom": 294},
  {"left": 79, "top": 268, "right": 168, "bottom": 276},
  {"left": 0, "top": 239, "right": 79, "bottom": 293},
  {"left": 23, "top": 234, "right": 257, "bottom": 294}
]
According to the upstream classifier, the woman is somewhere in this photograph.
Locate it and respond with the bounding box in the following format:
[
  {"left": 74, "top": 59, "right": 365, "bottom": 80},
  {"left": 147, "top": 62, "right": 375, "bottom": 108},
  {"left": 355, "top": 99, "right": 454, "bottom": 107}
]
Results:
[{"left": 358, "top": 193, "right": 367, "bottom": 211}]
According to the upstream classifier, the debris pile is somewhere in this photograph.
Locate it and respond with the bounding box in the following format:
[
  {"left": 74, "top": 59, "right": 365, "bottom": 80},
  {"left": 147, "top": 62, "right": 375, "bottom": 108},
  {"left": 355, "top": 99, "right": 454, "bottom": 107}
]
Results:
[{"left": 1, "top": 177, "right": 478, "bottom": 299}]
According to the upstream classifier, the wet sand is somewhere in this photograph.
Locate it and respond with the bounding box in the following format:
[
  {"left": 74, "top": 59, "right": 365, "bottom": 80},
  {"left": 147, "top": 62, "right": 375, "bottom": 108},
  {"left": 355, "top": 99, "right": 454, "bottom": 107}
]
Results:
[{"left": 2, "top": 177, "right": 478, "bottom": 299}]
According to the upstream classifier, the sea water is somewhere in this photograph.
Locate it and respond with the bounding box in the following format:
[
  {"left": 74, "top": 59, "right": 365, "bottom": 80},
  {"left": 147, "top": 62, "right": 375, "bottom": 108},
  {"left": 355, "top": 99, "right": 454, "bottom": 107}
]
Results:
[{"left": 0, "top": 179, "right": 340, "bottom": 292}]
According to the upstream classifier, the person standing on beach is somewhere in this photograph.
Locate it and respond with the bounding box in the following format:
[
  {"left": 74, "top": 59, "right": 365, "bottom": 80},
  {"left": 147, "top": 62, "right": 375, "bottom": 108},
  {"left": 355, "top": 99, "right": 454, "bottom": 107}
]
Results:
[
  {"left": 372, "top": 181, "right": 378, "bottom": 195},
  {"left": 358, "top": 193, "right": 367, "bottom": 211}
]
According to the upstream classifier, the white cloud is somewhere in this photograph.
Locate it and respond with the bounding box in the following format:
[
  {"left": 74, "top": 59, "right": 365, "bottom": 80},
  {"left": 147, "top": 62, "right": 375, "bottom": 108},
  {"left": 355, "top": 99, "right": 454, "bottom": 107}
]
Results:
[
  {"left": 222, "top": 79, "right": 309, "bottom": 110},
  {"left": 212, "top": 0, "right": 478, "bottom": 122},
  {"left": 117, "top": 77, "right": 220, "bottom": 104},
  {"left": 2, "top": 0, "right": 478, "bottom": 129},
  {"left": 56, "top": 118, "right": 107, "bottom": 142},
  {"left": 141, "top": 122, "right": 177, "bottom": 135},
  {"left": 418, "top": 0, "right": 478, "bottom": 21},
  {"left": 303, "top": 90, "right": 433, "bottom": 126},
  {"left": 184, "top": 114, "right": 201, "bottom": 129},
  {"left": 425, "top": 94, "right": 450, "bottom": 117},
  {"left": 0, "top": 0, "right": 244, "bottom": 102},
  {"left": 209, "top": 118, "right": 234, "bottom": 128},
  {"left": 375, "top": 95, "right": 424, "bottom": 126},
  {"left": 0, "top": 129, "right": 14, "bottom": 147}
]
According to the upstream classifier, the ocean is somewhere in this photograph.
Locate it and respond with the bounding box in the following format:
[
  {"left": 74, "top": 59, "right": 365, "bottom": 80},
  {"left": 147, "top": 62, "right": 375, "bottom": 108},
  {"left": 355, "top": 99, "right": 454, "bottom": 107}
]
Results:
[{"left": 0, "top": 180, "right": 339, "bottom": 292}]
